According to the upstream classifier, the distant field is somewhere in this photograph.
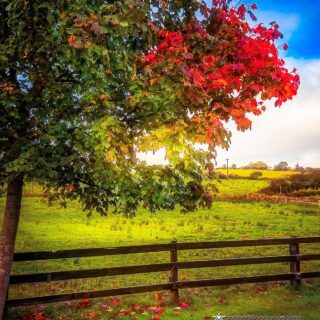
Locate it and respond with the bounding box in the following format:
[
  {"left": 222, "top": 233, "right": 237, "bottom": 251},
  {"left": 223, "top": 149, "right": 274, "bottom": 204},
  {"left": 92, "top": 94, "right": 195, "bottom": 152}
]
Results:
[
  {"left": 216, "top": 168, "right": 298, "bottom": 179},
  {"left": 1, "top": 197, "right": 320, "bottom": 319},
  {"left": 211, "top": 179, "right": 269, "bottom": 197}
]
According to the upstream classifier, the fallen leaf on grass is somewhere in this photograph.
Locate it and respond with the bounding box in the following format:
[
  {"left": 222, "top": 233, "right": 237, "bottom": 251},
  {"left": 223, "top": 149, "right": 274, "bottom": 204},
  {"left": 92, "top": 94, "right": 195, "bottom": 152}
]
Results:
[
  {"left": 155, "top": 293, "right": 164, "bottom": 300},
  {"left": 179, "top": 302, "right": 189, "bottom": 309},
  {"left": 218, "top": 295, "right": 226, "bottom": 304}
]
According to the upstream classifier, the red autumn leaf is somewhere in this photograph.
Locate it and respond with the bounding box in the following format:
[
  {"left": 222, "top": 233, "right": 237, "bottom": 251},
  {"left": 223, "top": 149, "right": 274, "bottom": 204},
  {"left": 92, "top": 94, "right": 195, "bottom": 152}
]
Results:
[
  {"left": 283, "top": 43, "right": 289, "bottom": 50},
  {"left": 218, "top": 295, "right": 226, "bottom": 304},
  {"left": 153, "top": 307, "right": 164, "bottom": 314},
  {"left": 77, "top": 298, "right": 91, "bottom": 309},
  {"left": 67, "top": 35, "right": 76, "bottom": 44},
  {"left": 155, "top": 293, "right": 164, "bottom": 300},
  {"left": 179, "top": 302, "right": 189, "bottom": 309},
  {"left": 119, "top": 309, "right": 131, "bottom": 315},
  {"left": 112, "top": 297, "right": 120, "bottom": 305}
]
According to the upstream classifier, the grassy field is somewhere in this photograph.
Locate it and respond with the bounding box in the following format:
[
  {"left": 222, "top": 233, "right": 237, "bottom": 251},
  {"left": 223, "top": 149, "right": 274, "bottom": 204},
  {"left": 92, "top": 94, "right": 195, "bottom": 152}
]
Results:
[
  {"left": 1, "top": 196, "right": 320, "bottom": 319},
  {"left": 216, "top": 168, "right": 298, "bottom": 179},
  {"left": 22, "top": 179, "right": 270, "bottom": 199},
  {"left": 211, "top": 179, "right": 269, "bottom": 197}
]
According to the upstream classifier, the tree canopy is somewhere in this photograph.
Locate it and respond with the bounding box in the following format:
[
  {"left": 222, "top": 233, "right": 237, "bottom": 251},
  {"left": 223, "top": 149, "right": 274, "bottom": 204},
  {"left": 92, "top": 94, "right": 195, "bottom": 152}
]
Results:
[
  {"left": 274, "top": 161, "right": 290, "bottom": 171},
  {"left": 245, "top": 161, "right": 269, "bottom": 170},
  {"left": 0, "top": 0, "right": 299, "bottom": 216}
]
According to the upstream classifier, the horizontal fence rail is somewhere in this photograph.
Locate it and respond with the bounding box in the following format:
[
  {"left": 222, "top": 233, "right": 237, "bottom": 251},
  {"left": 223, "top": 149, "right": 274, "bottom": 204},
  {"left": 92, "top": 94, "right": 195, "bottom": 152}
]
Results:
[{"left": 7, "top": 236, "right": 320, "bottom": 309}]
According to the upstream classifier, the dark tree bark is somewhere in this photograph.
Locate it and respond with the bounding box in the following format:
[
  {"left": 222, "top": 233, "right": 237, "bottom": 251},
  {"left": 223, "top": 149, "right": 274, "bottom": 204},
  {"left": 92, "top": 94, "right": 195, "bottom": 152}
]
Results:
[{"left": 0, "top": 175, "right": 24, "bottom": 319}]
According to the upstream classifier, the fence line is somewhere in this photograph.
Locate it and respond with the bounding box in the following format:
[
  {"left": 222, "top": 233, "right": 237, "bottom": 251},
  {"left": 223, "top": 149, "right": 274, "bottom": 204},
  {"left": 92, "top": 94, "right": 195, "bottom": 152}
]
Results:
[
  {"left": 6, "top": 236, "right": 320, "bottom": 309},
  {"left": 245, "top": 193, "right": 320, "bottom": 206}
]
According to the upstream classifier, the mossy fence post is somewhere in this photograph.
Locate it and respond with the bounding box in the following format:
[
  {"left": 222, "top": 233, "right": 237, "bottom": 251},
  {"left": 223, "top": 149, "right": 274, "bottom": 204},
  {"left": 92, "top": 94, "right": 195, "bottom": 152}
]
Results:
[
  {"left": 289, "top": 236, "right": 301, "bottom": 286},
  {"left": 169, "top": 240, "right": 179, "bottom": 304}
]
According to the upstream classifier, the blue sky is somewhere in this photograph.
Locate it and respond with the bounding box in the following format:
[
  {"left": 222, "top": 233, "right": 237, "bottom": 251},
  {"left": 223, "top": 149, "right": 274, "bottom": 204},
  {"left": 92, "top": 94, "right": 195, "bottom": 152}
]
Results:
[{"left": 255, "top": 0, "right": 320, "bottom": 59}]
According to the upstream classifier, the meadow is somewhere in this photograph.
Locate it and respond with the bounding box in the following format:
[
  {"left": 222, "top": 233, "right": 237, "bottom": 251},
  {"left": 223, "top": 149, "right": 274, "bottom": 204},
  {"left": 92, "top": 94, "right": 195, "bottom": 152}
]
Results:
[{"left": 1, "top": 195, "right": 320, "bottom": 319}]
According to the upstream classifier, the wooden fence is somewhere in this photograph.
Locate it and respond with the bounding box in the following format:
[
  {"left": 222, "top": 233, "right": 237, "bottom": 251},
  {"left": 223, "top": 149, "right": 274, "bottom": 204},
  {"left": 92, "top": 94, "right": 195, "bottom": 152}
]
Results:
[
  {"left": 6, "top": 236, "right": 320, "bottom": 309},
  {"left": 245, "top": 193, "right": 320, "bottom": 206}
]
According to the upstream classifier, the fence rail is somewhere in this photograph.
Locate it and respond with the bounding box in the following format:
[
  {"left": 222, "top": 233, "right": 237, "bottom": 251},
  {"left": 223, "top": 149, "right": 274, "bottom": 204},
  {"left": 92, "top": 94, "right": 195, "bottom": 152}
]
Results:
[
  {"left": 245, "top": 193, "right": 320, "bottom": 206},
  {"left": 6, "top": 236, "right": 320, "bottom": 309}
]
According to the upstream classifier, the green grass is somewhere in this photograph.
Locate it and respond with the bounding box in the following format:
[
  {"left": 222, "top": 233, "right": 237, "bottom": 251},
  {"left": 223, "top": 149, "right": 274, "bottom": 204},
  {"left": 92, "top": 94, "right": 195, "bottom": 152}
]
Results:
[
  {"left": 216, "top": 168, "right": 298, "bottom": 179},
  {"left": 211, "top": 179, "right": 269, "bottom": 197},
  {"left": 10, "top": 285, "right": 320, "bottom": 320},
  {"left": 1, "top": 197, "right": 320, "bottom": 319}
]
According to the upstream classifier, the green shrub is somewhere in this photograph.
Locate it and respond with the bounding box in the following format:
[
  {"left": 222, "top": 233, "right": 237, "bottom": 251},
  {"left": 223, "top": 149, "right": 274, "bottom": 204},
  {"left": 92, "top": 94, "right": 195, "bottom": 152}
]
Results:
[
  {"left": 249, "top": 171, "right": 263, "bottom": 179},
  {"left": 262, "top": 169, "right": 320, "bottom": 195}
]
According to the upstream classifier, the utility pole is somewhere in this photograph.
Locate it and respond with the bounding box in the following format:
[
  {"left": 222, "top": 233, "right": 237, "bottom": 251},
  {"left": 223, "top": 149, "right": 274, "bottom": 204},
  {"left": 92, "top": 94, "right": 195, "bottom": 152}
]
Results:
[{"left": 226, "top": 158, "right": 229, "bottom": 178}]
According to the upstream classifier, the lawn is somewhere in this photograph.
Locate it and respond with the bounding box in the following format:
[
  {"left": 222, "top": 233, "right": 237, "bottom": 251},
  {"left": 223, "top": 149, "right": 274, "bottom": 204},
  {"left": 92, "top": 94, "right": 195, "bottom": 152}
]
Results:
[{"left": 1, "top": 197, "right": 320, "bottom": 319}]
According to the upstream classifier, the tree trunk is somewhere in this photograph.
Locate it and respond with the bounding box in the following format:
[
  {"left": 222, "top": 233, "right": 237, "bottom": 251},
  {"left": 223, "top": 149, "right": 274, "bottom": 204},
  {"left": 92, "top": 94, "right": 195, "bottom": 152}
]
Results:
[{"left": 0, "top": 175, "right": 24, "bottom": 319}]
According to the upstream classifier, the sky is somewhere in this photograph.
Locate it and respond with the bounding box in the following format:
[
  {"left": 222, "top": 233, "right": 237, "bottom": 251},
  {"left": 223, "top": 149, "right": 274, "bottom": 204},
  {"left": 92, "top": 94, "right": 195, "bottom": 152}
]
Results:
[{"left": 139, "top": 0, "right": 320, "bottom": 168}]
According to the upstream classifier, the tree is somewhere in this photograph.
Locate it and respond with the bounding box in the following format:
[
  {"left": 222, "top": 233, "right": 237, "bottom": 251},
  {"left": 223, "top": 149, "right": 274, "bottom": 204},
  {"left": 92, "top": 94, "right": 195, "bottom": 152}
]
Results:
[
  {"left": 0, "top": 0, "right": 299, "bottom": 316},
  {"left": 245, "top": 161, "right": 269, "bottom": 170},
  {"left": 262, "top": 169, "right": 320, "bottom": 195},
  {"left": 231, "top": 164, "right": 237, "bottom": 169},
  {"left": 295, "top": 163, "right": 304, "bottom": 172},
  {"left": 274, "top": 161, "right": 289, "bottom": 171}
]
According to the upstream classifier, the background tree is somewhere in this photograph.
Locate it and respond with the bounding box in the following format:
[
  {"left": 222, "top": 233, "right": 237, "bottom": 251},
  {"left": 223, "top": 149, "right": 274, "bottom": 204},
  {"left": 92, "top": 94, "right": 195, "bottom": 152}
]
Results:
[
  {"left": 0, "top": 0, "right": 299, "bottom": 316},
  {"left": 262, "top": 169, "right": 320, "bottom": 195},
  {"left": 274, "top": 161, "right": 289, "bottom": 171},
  {"left": 245, "top": 161, "right": 269, "bottom": 170},
  {"left": 295, "top": 163, "right": 305, "bottom": 172}
]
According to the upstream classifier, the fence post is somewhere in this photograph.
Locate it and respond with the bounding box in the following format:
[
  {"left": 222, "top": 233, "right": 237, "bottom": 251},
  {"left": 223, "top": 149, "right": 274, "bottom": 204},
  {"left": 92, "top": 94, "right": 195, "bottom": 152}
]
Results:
[
  {"left": 289, "top": 237, "right": 301, "bottom": 287},
  {"left": 169, "top": 240, "right": 179, "bottom": 304},
  {"left": 3, "top": 288, "right": 9, "bottom": 319}
]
